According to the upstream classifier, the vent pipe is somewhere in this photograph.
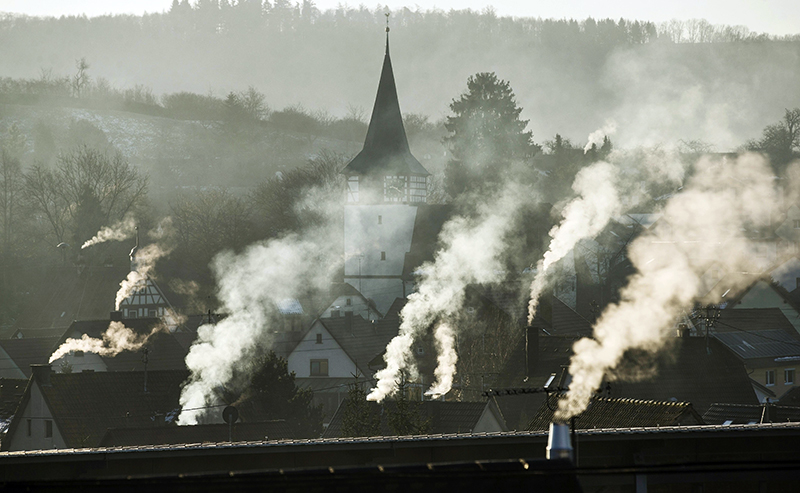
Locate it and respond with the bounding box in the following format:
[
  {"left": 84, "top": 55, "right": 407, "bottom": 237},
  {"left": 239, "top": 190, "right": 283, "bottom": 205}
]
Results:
[{"left": 546, "top": 422, "right": 573, "bottom": 461}]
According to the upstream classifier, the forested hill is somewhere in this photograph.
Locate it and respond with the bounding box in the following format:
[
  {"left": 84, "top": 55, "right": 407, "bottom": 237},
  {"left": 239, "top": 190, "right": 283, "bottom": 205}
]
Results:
[{"left": 1, "top": 6, "right": 799, "bottom": 149}]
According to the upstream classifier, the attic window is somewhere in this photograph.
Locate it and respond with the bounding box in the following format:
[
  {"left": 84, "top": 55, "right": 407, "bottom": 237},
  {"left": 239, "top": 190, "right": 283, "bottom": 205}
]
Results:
[
  {"left": 381, "top": 251, "right": 386, "bottom": 261},
  {"left": 310, "top": 359, "right": 329, "bottom": 377},
  {"left": 346, "top": 298, "right": 352, "bottom": 306},
  {"left": 316, "top": 333, "right": 323, "bottom": 344},
  {"left": 766, "top": 369, "right": 776, "bottom": 386},
  {"left": 45, "top": 420, "right": 53, "bottom": 438}
]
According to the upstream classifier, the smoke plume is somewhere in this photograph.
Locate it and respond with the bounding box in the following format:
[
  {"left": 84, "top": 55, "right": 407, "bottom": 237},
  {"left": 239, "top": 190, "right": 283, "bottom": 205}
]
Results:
[
  {"left": 557, "top": 153, "right": 782, "bottom": 419},
  {"left": 528, "top": 162, "right": 623, "bottom": 322},
  {"left": 584, "top": 120, "right": 617, "bottom": 154},
  {"left": 81, "top": 215, "right": 138, "bottom": 249},
  {"left": 115, "top": 243, "right": 172, "bottom": 310},
  {"left": 49, "top": 321, "right": 163, "bottom": 363},
  {"left": 368, "top": 185, "right": 528, "bottom": 402},
  {"left": 177, "top": 231, "right": 337, "bottom": 425}
]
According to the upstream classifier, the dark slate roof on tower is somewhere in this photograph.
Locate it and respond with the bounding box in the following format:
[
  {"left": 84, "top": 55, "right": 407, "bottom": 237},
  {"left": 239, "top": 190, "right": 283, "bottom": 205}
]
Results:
[{"left": 342, "top": 37, "right": 429, "bottom": 177}]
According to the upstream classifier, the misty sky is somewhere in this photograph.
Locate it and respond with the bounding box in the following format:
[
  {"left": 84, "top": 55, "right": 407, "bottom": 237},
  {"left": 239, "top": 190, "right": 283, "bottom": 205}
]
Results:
[{"left": 1, "top": 0, "right": 798, "bottom": 36}]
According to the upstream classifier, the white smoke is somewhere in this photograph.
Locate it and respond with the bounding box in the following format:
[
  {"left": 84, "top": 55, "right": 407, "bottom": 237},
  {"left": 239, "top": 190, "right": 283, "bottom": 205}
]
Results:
[
  {"left": 49, "top": 321, "right": 163, "bottom": 363},
  {"left": 368, "top": 184, "right": 528, "bottom": 402},
  {"left": 584, "top": 120, "right": 617, "bottom": 154},
  {"left": 115, "top": 243, "right": 171, "bottom": 310},
  {"left": 425, "top": 322, "right": 457, "bottom": 398},
  {"left": 81, "top": 215, "right": 138, "bottom": 249},
  {"left": 528, "top": 162, "right": 623, "bottom": 322},
  {"left": 557, "top": 153, "right": 781, "bottom": 419},
  {"left": 178, "top": 232, "right": 337, "bottom": 425}
]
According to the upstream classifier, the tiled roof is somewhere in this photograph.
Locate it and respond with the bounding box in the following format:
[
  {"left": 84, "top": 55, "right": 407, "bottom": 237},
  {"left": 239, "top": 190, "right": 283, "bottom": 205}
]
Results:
[
  {"left": 609, "top": 337, "right": 759, "bottom": 414},
  {"left": 318, "top": 315, "right": 399, "bottom": 375},
  {"left": 715, "top": 308, "right": 799, "bottom": 333},
  {"left": 549, "top": 296, "right": 593, "bottom": 337},
  {"left": 0, "top": 337, "right": 62, "bottom": 378},
  {"left": 98, "top": 421, "right": 295, "bottom": 447},
  {"left": 28, "top": 369, "right": 188, "bottom": 448},
  {"left": 714, "top": 330, "right": 800, "bottom": 361},
  {"left": 703, "top": 403, "right": 800, "bottom": 425},
  {"left": 323, "top": 400, "right": 492, "bottom": 438},
  {"left": 527, "top": 396, "right": 703, "bottom": 431}
]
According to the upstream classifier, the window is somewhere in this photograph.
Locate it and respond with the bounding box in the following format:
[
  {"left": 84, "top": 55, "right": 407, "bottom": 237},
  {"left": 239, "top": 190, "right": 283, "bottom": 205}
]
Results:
[
  {"left": 346, "top": 298, "right": 352, "bottom": 306},
  {"left": 315, "top": 333, "right": 322, "bottom": 344},
  {"left": 381, "top": 251, "right": 386, "bottom": 261},
  {"left": 786, "top": 368, "right": 795, "bottom": 385},
  {"left": 794, "top": 220, "right": 800, "bottom": 229},
  {"left": 378, "top": 215, "right": 382, "bottom": 225},
  {"left": 26, "top": 419, "right": 31, "bottom": 437},
  {"left": 128, "top": 310, "right": 138, "bottom": 319},
  {"left": 766, "top": 369, "right": 776, "bottom": 386},
  {"left": 45, "top": 420, "right": 53, "bottom": 438},
  {"left": 148, "top": 309, "right": 157, "bottom": 318},
  {"left": 310, "top": 359, "right": 329, "bottom": 376}
]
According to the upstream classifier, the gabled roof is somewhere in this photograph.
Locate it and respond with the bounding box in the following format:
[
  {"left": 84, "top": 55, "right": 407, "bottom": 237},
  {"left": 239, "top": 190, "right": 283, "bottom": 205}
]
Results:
[
  {"left": 549, "top": 296, "right": 593, "bottom": 337},
  {"left": 703, "top": 403, "right": 800, "bottom": 425},
  {"left": 3, "top": 369, "right": 189, "bottom": 449},
  {"left": 0, "top": 379, "right": 27, "bottom": 431},
  {"left": 714, "top": 330, "right": 800, "bottom": 361},
  {"left": 527, "top": 396, "right": 703, "bottom": 431},
  {"left": 98, "top": 421, "right": 295, "bottom": 447},
  {"left": 316, "top": 315, "right": 399, "bottom": 375},
  {"left": 342, "top": 37, "right": 428, "bottom": 177},
  {"left": 322, "top": 400, "right": 496, "bottom": 438},
  {"left": 0, "top": 337, "right": 62, "bottom": 378}
]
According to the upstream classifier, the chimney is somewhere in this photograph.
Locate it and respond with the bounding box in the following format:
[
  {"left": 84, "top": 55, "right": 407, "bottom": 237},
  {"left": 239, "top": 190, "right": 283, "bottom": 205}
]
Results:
[
  {"left": 676, "top": 324, "right": 690, "bottom": 338},
  {"left": 546, "top": 422, "right": 573, "bottom": 461},
  {"left": 110, "top": 310, "right": 123, "bottom": 321},
  {"left": 525, "top": 325, "right": 539, "bottom": 381},
  {"left": 31, "top": 364, "right": 52, "bottom": 386}
]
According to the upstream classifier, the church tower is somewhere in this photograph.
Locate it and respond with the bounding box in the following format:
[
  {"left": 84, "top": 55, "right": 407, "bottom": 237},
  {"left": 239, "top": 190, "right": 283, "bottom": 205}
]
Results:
[{"left": 342, "top": 26, "right": 430, "bottom": 314}]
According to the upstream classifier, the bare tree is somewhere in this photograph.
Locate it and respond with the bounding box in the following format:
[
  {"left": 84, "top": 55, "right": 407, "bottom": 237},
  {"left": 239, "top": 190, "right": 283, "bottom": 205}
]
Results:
[
  {"left": 72, "top": 57, "right": 90, "bottom": 98},
  {"left": 25, "top": 146, "right": 148, "bottom": 245}
]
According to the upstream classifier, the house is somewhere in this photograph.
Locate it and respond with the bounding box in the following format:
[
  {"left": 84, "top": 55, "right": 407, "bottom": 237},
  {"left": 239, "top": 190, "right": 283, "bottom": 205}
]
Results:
[
  {"left": 322, "top": 399, "right": 507, "bottom": 438},
  {"left": 49, "top": 317, "right": 191, "bottom": 374},
  {"left": 526, "top": 396, "right": 704, "bottom": 430},
  {"left": 0, "top": 336, "right": 61, "bottom": 379},
  {"left": 2, "top": 365, "right": 188, "bottom": 451},
  {"left": 284, "top": 314, "right": 400, "bottom": 421},
  {"left": 493, "top": 329, "right": 757, "bottom": 429},
  {"left": 714, "top": 329, "right": 800, "bottom": 400}
]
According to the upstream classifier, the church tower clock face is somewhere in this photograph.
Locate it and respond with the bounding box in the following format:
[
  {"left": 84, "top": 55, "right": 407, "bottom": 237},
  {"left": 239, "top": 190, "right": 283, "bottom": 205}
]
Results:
[{"left": 384, "top": 176, "right": 407, "bottom": 202}]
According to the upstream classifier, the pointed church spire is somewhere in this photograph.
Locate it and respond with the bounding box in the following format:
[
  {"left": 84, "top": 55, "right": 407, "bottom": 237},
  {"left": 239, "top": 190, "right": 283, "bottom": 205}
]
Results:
[{"left": 342, "top": 20, "right": 428, "bottom": 177}]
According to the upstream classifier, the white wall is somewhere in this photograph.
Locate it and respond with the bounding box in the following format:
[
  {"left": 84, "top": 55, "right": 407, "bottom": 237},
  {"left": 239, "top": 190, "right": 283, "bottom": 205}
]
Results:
[
  {"left": 7, "top": 382, "right": 66, "bottom": 451},
  {"left": 287, "top": 321, "right": 358, "bottom": 378}
]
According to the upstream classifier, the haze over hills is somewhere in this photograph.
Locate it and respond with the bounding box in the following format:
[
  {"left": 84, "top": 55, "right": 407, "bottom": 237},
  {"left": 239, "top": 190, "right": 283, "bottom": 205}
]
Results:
[{"left": 1, "top": 7, "right": 799, "bottom": 150}]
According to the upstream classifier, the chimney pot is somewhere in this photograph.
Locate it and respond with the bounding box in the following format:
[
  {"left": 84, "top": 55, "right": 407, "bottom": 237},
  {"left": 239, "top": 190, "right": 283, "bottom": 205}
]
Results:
[
  {"left": 546, "top": 423, "right": 574, "bottom": 461},
  {"left": 676, "top": 324, "right": 690, "bottom": 338},
  {"left": 31, "top": 364, "right": 52, "bottom": 386},
  {"left": 110, "top": 311, "right": 123, "bottom": 321}
]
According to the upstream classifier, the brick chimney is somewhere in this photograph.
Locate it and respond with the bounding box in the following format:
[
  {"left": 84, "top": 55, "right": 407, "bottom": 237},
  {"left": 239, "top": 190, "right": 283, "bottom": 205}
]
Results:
[
  {"left": 110, "top": 310, "right": 123, "bottom": 321},
  {"left": 31, "top": 364, "right": 52, "bottom": 386}
]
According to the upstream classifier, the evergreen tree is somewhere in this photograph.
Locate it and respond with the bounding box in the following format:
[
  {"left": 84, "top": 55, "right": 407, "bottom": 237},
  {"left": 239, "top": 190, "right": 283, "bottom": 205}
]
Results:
[
  {"left": 443, "top": 72, "right": 537, "bottom": 195},
  {"left": 340, "top": 377, "right": 381, "bottom": 437},
  {"left": 386, "top": 372, "right": 431, "bottom": 436}
]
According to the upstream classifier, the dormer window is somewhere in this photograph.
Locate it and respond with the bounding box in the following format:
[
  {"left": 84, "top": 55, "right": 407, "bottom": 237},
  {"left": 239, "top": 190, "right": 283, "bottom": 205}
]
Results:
[{"left": 316, "top": 333, "right": 323, "bottom": 344}]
